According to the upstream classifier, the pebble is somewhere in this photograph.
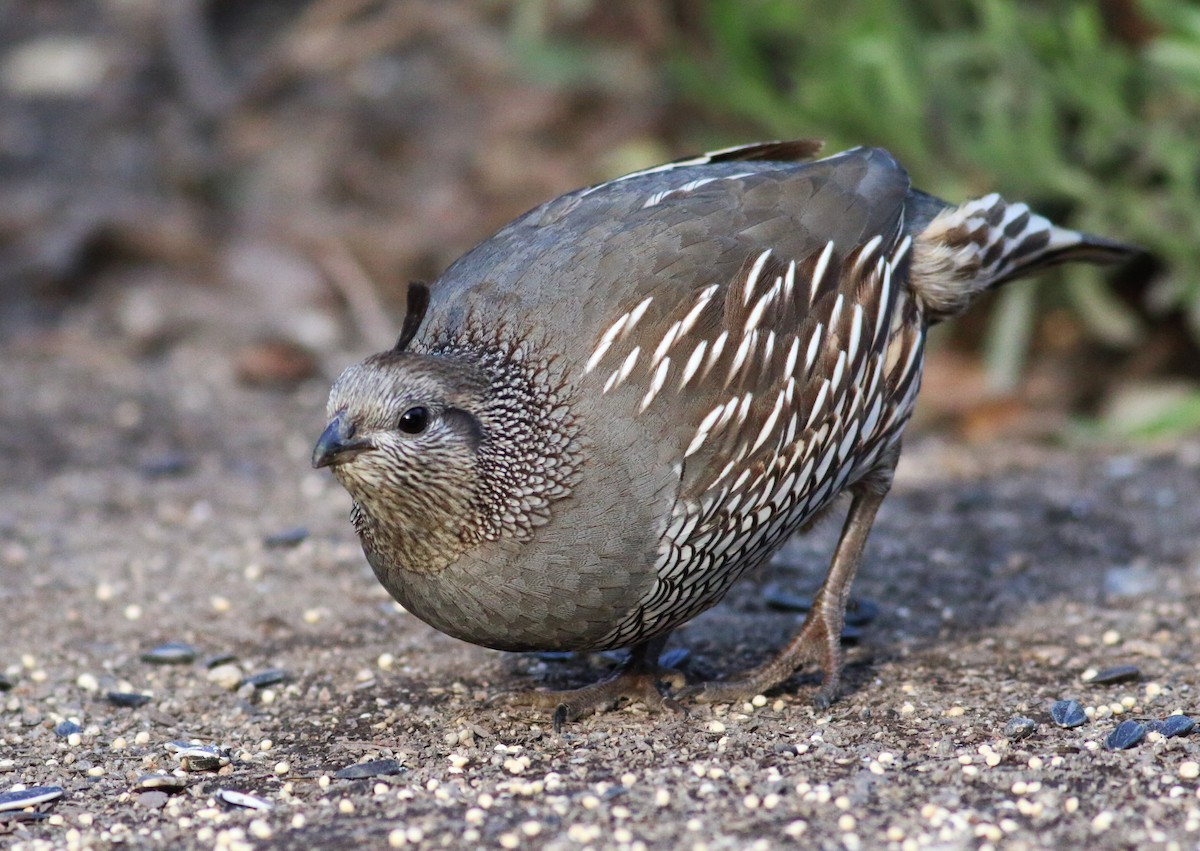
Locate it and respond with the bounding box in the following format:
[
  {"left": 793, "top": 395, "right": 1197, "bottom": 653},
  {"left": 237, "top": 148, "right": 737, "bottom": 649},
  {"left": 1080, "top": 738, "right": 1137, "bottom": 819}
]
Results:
[
  {"left": 1106, "top": 720, "right": 1146, "bottom": 751},
  {"left": 1085, "top": 665, "right": 1140, "bottom": 685},
  {"left": 1149, "top": 715, "right": 1196, "bottom": 738},
  {"left": 53, "top": 720, "right": 81, "bottom": 738},
  {"left": 263, "top": 526, "right": 309, "bottom": 548},
  {"left": 0, "top": 786, "right": 64, "bottom": 812},
  {"left": 207, "top": 664, "right": 243, "bottom": 691},
  {"left": 202, "top": 653, "right": 238, "bottom": 669},
  {"left": 1050, "top": 700, "right": 1088, "bottom": 729},
  {"left": 134, "top": 790, "right": 169, "bottom": 809},
  {"left": 1004, "top": 717, "right": 1037, "bottom": 739},
  {"left": 140, "top": 642, "right": 198, "bottom": 665},
  {"left": 334, "top": 759, "right": 406, "bottom": 780},
  {"left": 0, "top": 674, "right": 12, "bottom": 691},
  {"left": 240, "top": 668, "right": 287, "bottom": 689},
  {"left": 218, "top": 789, "right": 273, "bottom": 811},
  {"left": 106, "top": 691, "right": 152, "bottom": 708}
]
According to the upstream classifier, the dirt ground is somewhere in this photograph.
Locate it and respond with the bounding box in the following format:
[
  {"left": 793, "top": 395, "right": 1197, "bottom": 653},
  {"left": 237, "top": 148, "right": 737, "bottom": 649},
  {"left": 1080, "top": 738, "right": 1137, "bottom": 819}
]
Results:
[{"left": 2, "top": 305, "right": 1199, "bottom": 851}]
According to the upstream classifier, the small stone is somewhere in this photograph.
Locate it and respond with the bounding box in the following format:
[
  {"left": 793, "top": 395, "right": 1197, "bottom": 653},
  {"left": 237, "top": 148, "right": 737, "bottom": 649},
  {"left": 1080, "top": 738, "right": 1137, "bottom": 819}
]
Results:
[
  {"left": 106, "top": 692, "right": 152, "bottom": 708},
  {"left": 1050, "top": 700, "right": 1088, "bottom": 729},
  {"left": 264, "top": 527, "right": 308, "bottom": 548},
  {"left": 1105, "top": 720, "right": 1146, "bottom": 751},
  {"left": 1087, "top": 665, "right": 1140, "bottom": 685},
  {"left": 135, "top": 790, "right": 169, "bottom": 809},
  {"left": 140, "top": 642, "right": 197, "bottom": 665},
  {"left": 206, "top": 664, "right": 243, "bottom": 691},
  {"left": 1004, "top": 717, "right": 1037, "bottom": 740},
  {"left": 239, "top": 669, "right": 287, "bottom": 689},
  {"left": 217, "top": 789, "right": 273, "bottom": 810},
  {"left": 0, "top": 786, "right": 63, "bottom": 812},
  {"left": 1149, "top": 715, "right": 1196, "bottom": 738},
  {"left": 1179, "top": 762, "right": 1200, "bottom": 780},
  {"left": 54, "top": 720, "right": 81, "bottom": 738},
  {"left": 334, "top": 759, "right": 406, "bottom": 780},
  {"left": 0, "top": 674, "right": 13, "bottom": 691}
]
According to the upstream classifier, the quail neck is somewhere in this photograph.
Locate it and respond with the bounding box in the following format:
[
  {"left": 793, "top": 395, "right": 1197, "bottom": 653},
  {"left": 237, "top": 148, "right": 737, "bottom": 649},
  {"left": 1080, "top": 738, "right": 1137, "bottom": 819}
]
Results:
[{"left": 315, "top": 139, "right": 1135, "bottom": 718}]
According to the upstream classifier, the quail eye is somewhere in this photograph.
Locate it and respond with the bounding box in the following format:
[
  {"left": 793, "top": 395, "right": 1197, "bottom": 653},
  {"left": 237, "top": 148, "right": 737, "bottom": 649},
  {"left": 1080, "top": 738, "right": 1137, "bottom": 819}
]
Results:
[{"left": 398, "top": 406, "right": 429, "bottom": 434}]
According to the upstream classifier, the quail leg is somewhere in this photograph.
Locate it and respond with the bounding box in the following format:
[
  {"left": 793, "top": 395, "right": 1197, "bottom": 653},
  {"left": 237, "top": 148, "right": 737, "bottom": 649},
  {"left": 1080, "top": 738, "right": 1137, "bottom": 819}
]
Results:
[
  {"left": 691, "top": 462, "right": 895, "bottom": 707},
  {"left": 511, "top": 634, "right": 686, "bottom": 729}
]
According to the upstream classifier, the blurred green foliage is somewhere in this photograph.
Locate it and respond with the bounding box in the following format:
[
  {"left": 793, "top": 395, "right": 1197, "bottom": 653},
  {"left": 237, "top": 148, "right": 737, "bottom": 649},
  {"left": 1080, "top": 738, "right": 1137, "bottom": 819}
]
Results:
[{"left": 672, "top": 0, "right": 1200, "bottom": 362}]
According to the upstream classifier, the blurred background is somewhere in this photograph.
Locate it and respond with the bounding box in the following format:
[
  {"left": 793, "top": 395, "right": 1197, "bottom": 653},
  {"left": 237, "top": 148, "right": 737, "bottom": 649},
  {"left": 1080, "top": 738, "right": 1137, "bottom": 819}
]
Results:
[{"left": 2, "top": 0, "right": 1197, "bottom": 441}]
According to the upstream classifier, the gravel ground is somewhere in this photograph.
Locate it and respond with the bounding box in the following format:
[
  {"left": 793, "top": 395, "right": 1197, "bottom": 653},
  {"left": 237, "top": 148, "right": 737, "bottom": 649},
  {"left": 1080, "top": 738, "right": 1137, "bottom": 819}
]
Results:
[{"left": 3, "top": 322, "right": 1199, "bottom": 851}]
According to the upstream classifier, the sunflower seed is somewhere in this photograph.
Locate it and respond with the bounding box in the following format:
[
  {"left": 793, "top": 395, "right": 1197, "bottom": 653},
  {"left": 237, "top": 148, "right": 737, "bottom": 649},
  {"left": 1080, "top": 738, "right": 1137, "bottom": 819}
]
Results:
[
  {"left": 1050, "top": 699, "right": 1087, "bottom": 729},
  {"left": 1106, "top": 720, "right": 1145, "bottom": 751},
  {"left": 0, "top": 786, "right": 63, "bottom": 812}
]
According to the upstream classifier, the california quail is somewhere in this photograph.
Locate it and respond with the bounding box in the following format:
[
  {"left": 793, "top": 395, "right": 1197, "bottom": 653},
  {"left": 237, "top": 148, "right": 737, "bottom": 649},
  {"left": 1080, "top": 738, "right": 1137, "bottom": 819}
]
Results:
[{"left": 314, "top": 140, "right": 1135, "bottom": 722}]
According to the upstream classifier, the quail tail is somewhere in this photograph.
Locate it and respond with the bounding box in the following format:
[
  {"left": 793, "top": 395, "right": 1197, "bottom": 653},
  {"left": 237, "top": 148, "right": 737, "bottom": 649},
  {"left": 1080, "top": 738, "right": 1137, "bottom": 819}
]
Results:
[{"left": 909, "top": 192, "right": 1139, "bottom": 323}]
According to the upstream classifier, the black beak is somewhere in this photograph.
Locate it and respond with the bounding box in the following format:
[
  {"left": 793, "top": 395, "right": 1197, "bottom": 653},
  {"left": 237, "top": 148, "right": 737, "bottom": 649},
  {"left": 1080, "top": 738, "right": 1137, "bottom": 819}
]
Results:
[{"left": 312, "top": 410, "right": 373, "bottom": 469}]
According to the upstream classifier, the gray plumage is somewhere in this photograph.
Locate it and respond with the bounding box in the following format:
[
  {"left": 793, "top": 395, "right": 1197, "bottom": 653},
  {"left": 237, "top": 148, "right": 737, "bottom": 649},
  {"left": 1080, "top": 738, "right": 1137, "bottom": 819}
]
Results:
[{"left": 315, "top": 141, "right": 1135, "bottom": 716}]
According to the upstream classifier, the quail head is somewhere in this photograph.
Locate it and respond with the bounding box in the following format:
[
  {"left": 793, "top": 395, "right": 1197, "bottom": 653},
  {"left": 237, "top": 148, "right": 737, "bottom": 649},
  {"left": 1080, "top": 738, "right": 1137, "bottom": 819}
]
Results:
[{"left": 315, "top": 140, "right": 1135, "bottom": 722}]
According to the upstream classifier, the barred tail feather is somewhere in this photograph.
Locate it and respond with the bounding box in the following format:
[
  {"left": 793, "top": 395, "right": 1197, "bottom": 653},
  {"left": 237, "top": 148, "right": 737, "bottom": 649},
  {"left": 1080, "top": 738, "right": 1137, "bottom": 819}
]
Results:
[{"left": 910, "top": 193, "right": 1139, "bottom": 323}]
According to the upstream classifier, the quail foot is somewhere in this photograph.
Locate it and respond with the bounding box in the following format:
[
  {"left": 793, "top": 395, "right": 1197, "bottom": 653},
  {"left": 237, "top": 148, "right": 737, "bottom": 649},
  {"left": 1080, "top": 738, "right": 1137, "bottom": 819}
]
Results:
[{"left": 314, "top": 140, "right": 1136, "bottom": 723}]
